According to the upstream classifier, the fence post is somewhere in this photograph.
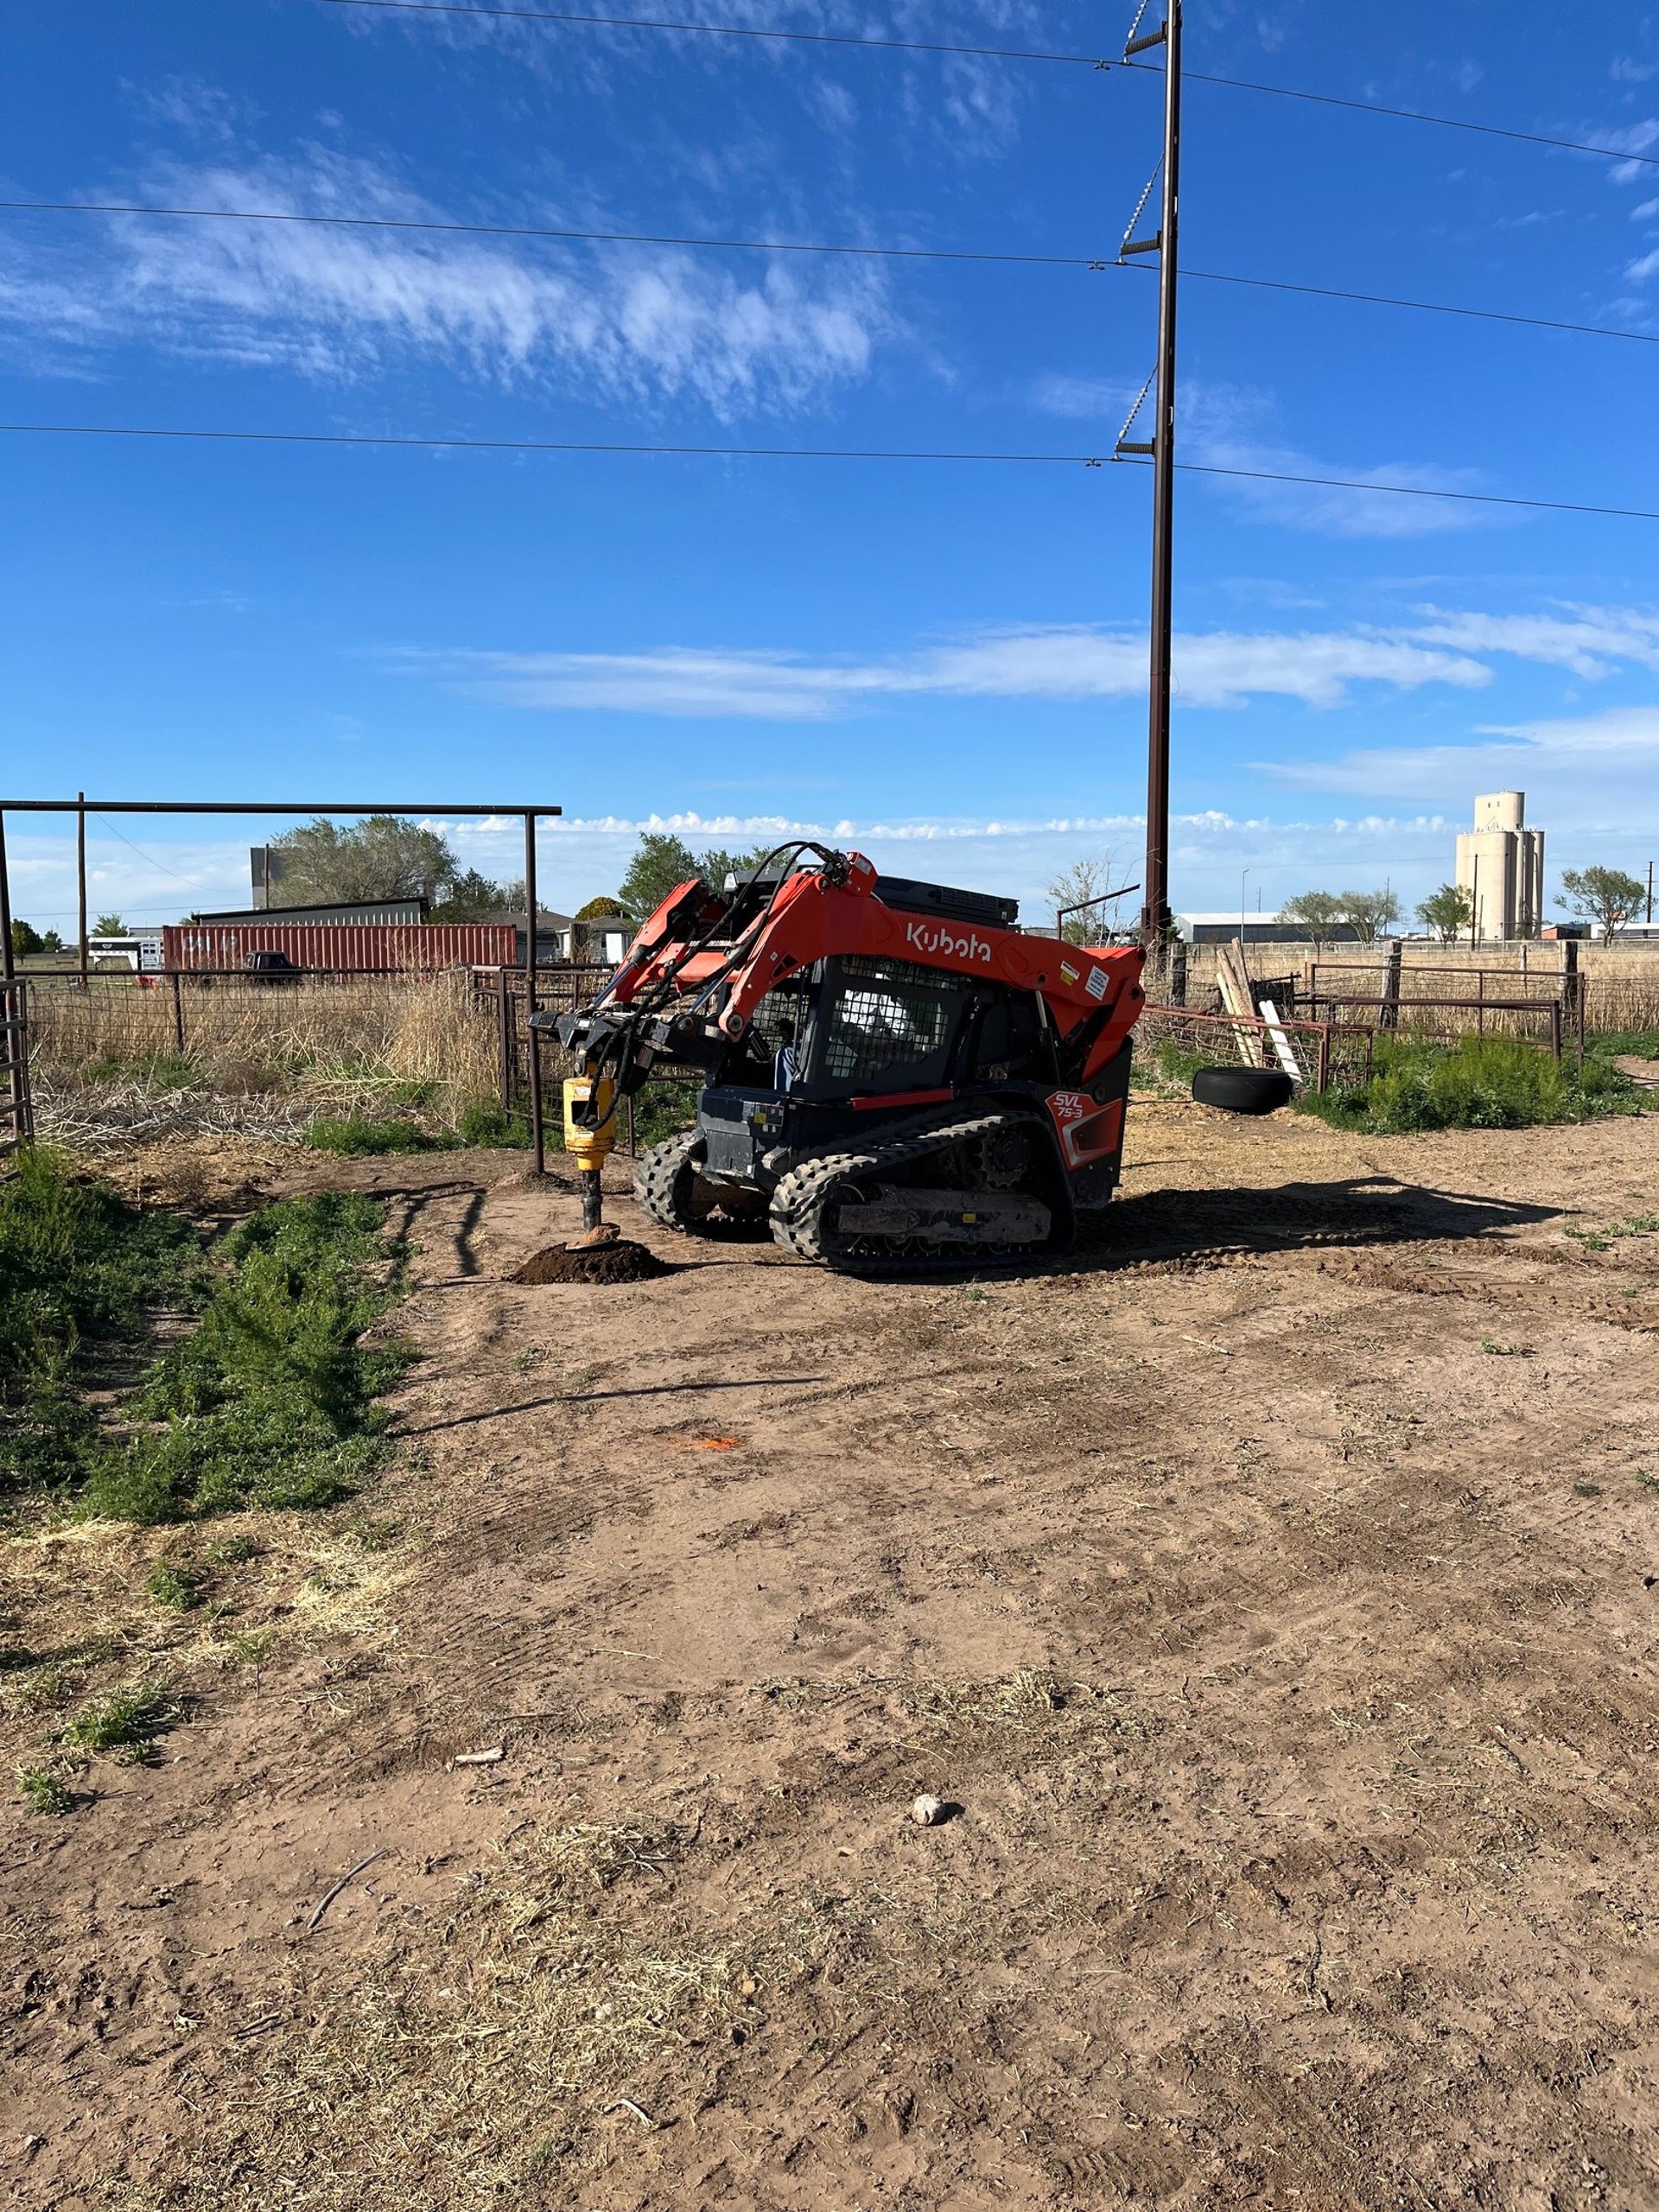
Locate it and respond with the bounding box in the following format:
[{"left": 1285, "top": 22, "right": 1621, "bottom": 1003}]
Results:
[
  {"left": 1317, "top": 1022, "right": 1331, "bottom": 1093},
  {"left": 170, "top": 969, "right": 185, "bottom": 1056},
  {"left": 1378, "top": 938, "right": 1402, "bottom": 1033},
  {"left": 1169, "top": 938, "right": 1187, "bottom": 1008},
  {"left": 1549, "top": 1001, "right": 1562, "bottom": 1063},
  {"left": 497, "top": 966, "right": 513, "bottom": 1116},
  {"left": 1561, "top": 939, "right": 1580, "bottom": 1040}
]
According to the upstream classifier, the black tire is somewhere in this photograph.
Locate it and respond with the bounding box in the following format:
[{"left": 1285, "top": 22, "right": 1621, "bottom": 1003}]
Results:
[
  {"left": 634, "top": 1131, "right": 766, "bottom": 1238},
  {"left": 1192, "top": 1065, "right": 1294, "bottom": 1116}
]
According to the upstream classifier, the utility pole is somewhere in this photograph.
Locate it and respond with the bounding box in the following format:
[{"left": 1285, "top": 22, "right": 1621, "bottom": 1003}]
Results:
[
  {"left": 1121, "top": 2, "right": 1183, "bottom": 946},
  {"left": 77, "top": 792, "right": 88, "bottom": 985},
  {"left": 1648, "top": 858, "right": 1654, "bottom": 925}
]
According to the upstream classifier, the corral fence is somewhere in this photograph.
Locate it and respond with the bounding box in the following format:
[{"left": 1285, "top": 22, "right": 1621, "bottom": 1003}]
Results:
[
  {"left": 1296, "top": 955, "right": 1580, "bottom": 1064},
  {"left": 1139, "top": 1001, "right": 1370, "bottom": 1093},
  {"left": 1, "top": 981, "right": 33, "bottom": 1164}
]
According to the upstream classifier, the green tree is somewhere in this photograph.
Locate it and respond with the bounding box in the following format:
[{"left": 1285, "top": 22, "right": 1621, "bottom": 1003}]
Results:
[
  {"left": 575, "top": 894, "right": 627, "bottom": 922},
  {"left": 618, "top": 833, "right": 781, "bottom": 920},
  {"left": 1279, "top": 890, "right": 1345, "bottom": 948},
  {"left": 619, "top": 833, "right": 698, "bottom": 920},
  {"left": 93, "top": 912, "right": 125, "bottom": 936},
  {"left": 267, "top": 815, "right": 457, "bottom": 907},
  {"left": 697, "top": 844, "right": 774, "bottom": 893},
  {"left": 1046, "top": 855, "right": 1126, "bottom": 945},
  {"left": 1558, "top": 865, "right": 1647, "bottom": 940},
  {"left": 1339, "top": 887, "right": 1402, "bottom": 944},
  {"left": 1415, "top": 883, "right": 1473, "bottom": 944},
  {"left": 428, "top": 868, "right": 514, "bottom": 921},
  {"left": 9, "top": 919, "right": 43, "bottom": 957},
  {"left": 40, "top": 929, "right": 62, "bottom": 954}
]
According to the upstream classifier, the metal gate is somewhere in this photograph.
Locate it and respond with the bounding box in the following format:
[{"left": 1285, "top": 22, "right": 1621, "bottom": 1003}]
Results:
[{"left": 1, "top": 980, "right": 32, "bottom": 1163}]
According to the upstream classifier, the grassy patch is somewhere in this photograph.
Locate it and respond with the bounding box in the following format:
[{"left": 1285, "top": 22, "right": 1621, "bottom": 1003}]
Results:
[
  {"left": 1565, "top": 1212, "right": 1659, "bottom": 1253},
  {"left": 1295, "top": 1033, "right": 1643, "bottom": 1135},
  {"left": 632, "top": 1078, "right": 702, "bottom": 1150},
  {"left": 86, "top": 1192, "right": 408, "bottom": 1524},
  {"left": 145, "top": 1558, "right": 205, "bottom": 1611},
  {"left": 1130, "top": 1037, "right": 1210, "bottom": 1091},
  {"left": 58, "top": 1681, "right": 173, "bottom": 1757},
  {"left": 1589, "top": 1028, "right": 1659, "bottom": 1061},
  {"left": 457, "top": 1097, "right": 531, "bottom": 1148},
  {"left": 306, "top": 1114, "right": 458, "bottom": 1158},
  {"left": 18, "top": 1764, "right": 74, "bottom": 1815},
  {"left": 0, "top": 1147, "right": 197, "bottom": 1494}
]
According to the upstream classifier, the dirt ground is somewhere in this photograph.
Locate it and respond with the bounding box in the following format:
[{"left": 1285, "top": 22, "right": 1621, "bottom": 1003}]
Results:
[{"left": 4, "top": 1097, "right": 1659, "bottom": 2211}]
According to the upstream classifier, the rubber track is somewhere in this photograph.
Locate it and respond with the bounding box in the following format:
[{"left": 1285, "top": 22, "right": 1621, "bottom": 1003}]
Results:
[
  {"left": 634, "top": 1130, "right": 701, "bottom": 1232},
  {"left": 767, "top": 1106, "right": 1054, "bottom": 1275}
]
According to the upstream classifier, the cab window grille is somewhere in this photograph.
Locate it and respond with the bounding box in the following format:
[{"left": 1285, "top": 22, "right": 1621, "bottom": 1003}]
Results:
[
  {"left": 823, "top": 956, "right": 959, "bottom": 1084},
  {"left": 748, "top": 972, "right": 815, "bottom": 1057}
]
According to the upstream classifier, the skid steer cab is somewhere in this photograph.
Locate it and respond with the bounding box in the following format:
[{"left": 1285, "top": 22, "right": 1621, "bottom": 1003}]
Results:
[{"left": 531, "top": 844, "right": 1150, "bottom": 1275}]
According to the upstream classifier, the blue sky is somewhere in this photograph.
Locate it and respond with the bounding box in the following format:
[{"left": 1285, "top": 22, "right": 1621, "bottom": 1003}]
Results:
[{"left": 3, "top": 0, "right": 1658, "bottom": 929}]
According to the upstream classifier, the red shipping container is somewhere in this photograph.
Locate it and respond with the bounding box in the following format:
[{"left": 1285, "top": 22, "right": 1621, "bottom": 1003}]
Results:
[{"left": 162, "top": 923, "right": 518, "bottom": 973}]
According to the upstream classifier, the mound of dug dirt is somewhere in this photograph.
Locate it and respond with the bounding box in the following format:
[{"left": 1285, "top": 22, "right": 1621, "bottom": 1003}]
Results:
[{"left": 512, "top": 1239, "right": 672, "bottom": 1285}]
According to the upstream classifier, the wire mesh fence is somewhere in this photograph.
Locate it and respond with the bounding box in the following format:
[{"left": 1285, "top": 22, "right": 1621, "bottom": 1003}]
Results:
[{"left": 1, "top": 982, "right": 33, "bottom": 1163}]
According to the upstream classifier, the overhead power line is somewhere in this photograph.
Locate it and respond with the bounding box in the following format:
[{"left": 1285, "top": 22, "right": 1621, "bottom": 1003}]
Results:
[
  {"left": 308, "top": 0, "right": 1659, "bottom": 171},
  {"left": 8, "top": 198, "right": 1656, "bottom": 349},
  {"left": 8, "top": 418, "right": 1659, "bottom": 524},
  {"left": 0, "top": 199, "right": 1092, "bottom": 273},
  {"left": 313, "top": 0, "right": 1103, "bottom": 66}
]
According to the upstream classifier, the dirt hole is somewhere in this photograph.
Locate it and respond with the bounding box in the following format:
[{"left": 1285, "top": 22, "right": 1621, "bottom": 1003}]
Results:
[{"left": 512, "top": 1240, "right": 674, "bottom": 1286}]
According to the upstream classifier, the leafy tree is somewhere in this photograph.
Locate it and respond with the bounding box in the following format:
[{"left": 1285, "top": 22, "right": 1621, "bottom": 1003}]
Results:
[
  {"left": 619, "top": 833, "right": 699, "bottom": 921},
  {"left": 1279, "top": 890, "right": 1346, "bottom": 948},
  {"left": 1046, "top": 855, "right": 1127, "bottom": 945},
  {"left": 1339, "top": 887, "right": 1402, "bottom": 944},
  {"left": 9, "top": 919, "right": 43, "bottom": 957},
  {"left": 1558, "top": 865, "right": 1647, "bottom": 939},
  {"left": 93, "top": 912, "right": 125, "bottom": 936},
  {"left": 616, "top": 834, "right": 774, "bottom": 921},
  {"left": 428, "top": 868, "right": 514, "bottom": 921},
  {"left": 40, "top": 929, "right": 62, "bottom": 954},
  {"left": 1415, "top": 883, "right": 1473, "bottom": 944},
  {"left": 267, "top": 815, "right": 456, "bottom": 907},
  {"left": 575, "top": 894, "right": 627, "bottom": 921}
]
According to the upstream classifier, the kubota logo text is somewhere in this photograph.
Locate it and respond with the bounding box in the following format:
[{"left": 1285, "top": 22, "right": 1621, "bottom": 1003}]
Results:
[{"left": 905, "top": 919, "right": 993, "bottom": 964}]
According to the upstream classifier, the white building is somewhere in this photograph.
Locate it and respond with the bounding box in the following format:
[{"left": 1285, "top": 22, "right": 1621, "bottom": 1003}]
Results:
[{"left": 1455, "top": 791, "right": 1544, "bottom": 942}]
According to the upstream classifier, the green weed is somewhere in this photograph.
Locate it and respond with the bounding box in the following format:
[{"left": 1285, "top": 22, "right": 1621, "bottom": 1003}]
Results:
[
  {"left": 1565, "top": 1213, "right": 1659, "bottom": 1253},
  {"left": 86, "top": 1192, "right": 406, "bottom": 1524},
  {"left": 306, "top": 1115, "right": 457, "bottom": 1158},
  {"left": 0, "top": 1147, "right": 197, "bottom": 1494},
  {"left": 1295, "top": 1033, "right": 1642, "bottom": 1136},
  {"left": 59, "top": 1681, "right": 173, "bottom": 1757},
  {"left": 458, "top": 1098, "right": 531, "bottom": 1148},
  {"left": 84, "top": 1052, "right": 198, "bottom": 1089},
  {"left": 18, "top": 1765, "right": 74, "bottom": 1815},
  {"left": 144, "top": 1559, "right": 205, "bottom": 1611},
  {"left": 1589, "top": 1029, "right": 1659, "bottom": 1062}
]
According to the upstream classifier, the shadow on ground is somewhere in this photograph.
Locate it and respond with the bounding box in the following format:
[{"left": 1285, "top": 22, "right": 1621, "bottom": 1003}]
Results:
[{"left": 1077, "top": 1175, "right": 1560, "bottom": 1268}]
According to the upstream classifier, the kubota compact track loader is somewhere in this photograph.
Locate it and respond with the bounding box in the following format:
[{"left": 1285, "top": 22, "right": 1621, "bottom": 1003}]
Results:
[{"left": 533, "top": 842, "right": 1147, "bottom": 1274}]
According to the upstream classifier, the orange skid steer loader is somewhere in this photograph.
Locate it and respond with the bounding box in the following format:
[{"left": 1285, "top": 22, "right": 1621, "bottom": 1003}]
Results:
[{"left": 534, "top": 842, "right": 1154, "bottom": 1275}]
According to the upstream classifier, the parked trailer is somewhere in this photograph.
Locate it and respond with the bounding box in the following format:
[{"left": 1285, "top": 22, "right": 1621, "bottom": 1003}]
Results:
[{"left": 162, "top": 922, "right": 518, "bottom": 973}]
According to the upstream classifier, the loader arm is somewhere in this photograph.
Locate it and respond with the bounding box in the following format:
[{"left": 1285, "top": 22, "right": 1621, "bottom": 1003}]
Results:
[{"left": 606, "top": 849, "right": 1147, "bottom": 1084}]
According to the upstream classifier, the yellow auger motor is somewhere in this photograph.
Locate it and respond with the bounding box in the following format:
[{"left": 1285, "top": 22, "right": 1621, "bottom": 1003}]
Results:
[{"left": 562, "top": 1075, "right": 617, "bottom": 1245}]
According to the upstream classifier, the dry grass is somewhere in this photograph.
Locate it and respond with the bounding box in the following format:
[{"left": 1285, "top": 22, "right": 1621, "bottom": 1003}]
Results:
[{"left": 29, "top": 973, "right": 500, "bottom": 1144}]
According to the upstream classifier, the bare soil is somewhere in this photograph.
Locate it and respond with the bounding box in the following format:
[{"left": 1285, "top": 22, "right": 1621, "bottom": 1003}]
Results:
[{"left": 4, "top": 1101, "right": 1659, "bottom": 2210}]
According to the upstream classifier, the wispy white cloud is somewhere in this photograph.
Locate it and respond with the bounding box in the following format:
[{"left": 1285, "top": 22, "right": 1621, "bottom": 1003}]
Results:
[
  {"left": 1031, "top": 372, "right": 1491, "bottom": 538},
  {"left": 0, "top": 150, "right": 898, "bottom": 415},
  {"left": 1257, "top": 705, "right": 1659, "bottom": 817},
  {"left": 1408, "top": 604, "right": 1659, "bottom": 677},
  {"left": 395, "top": 622, "right": 1491, "bottom": 720}
]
